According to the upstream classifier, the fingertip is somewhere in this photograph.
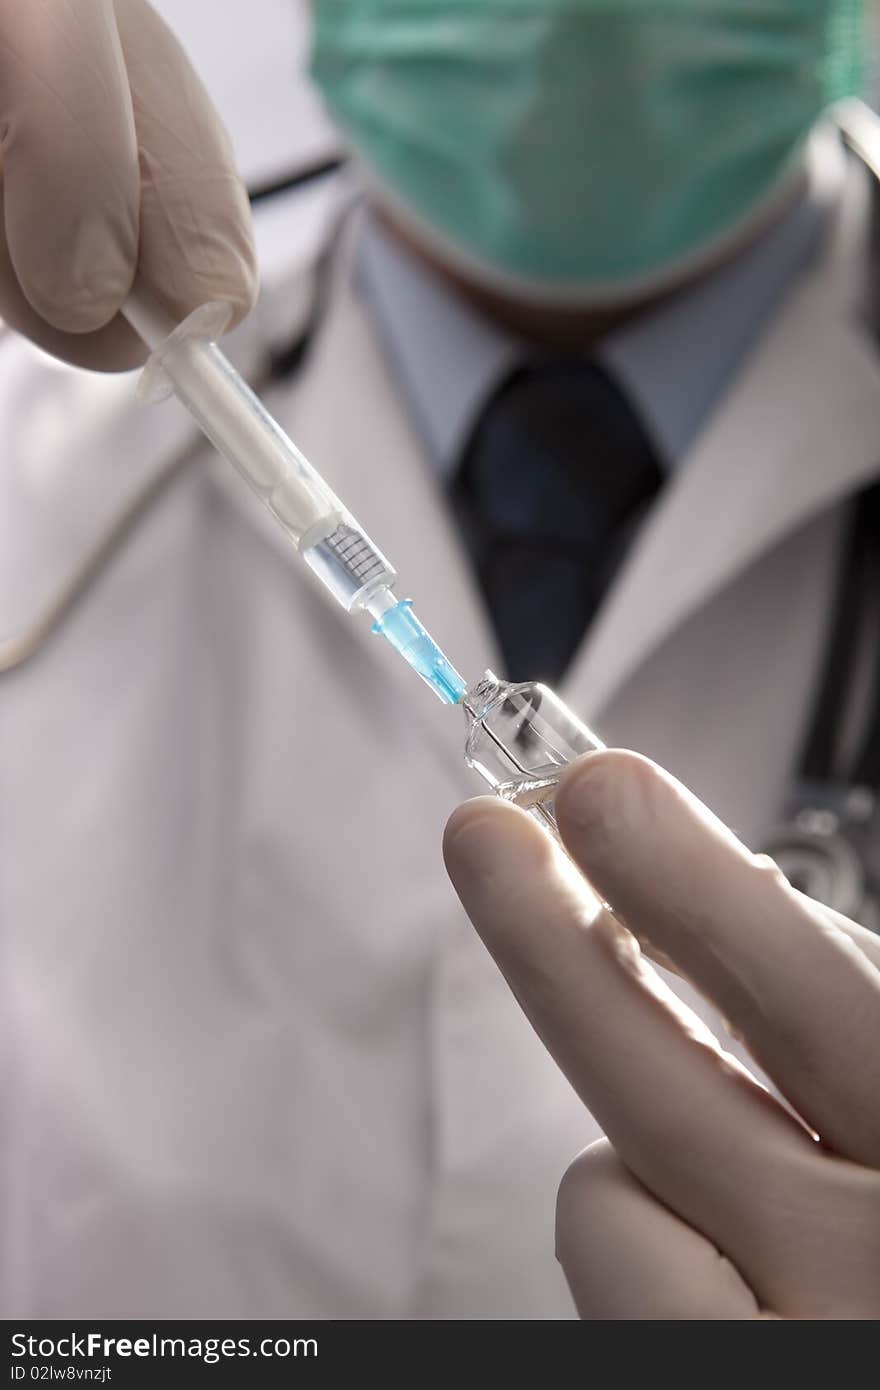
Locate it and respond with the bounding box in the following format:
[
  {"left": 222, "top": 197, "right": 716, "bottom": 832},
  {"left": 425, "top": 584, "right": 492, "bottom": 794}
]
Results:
[
  {"left": 222, "top": 269, "right": 259, "bottom": 331},
  {"left": 443, "top": 794, "right": 501, "bottom": 845},
  {"left": 139, "top": 170, "right": 258, "bottom": 330},
  {"left": 27, "top": 278, "right": 134, "bottom": 337},
  {"left": 443, "top": 796, "right": 555, "bottom": 909},
  {"left": 11, "top": 203, "right": 137, "bottom": 334},
  {"left": 555, "top": 748, "right": 660, "bottom": 865},
  {"left": 555, "top": 1138, "right": 617, "bottom": 1263},
  {"left": 214, "top": 182, "right": 259, "bottom": 329},
  {"left": 442, "top": 796, "right": 525, "bottom": 876},
  {"left": 184, "top": 172, "right": 259, "bottom": 329}
]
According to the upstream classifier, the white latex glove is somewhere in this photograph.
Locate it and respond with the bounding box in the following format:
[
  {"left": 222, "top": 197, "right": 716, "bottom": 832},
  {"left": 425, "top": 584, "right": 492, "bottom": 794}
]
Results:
[
  {"left": 0, "top": 0, "right": 257, "bottom": 370},
  {"left": 444, "top": 751, "right": 880, "bottom": 1319}
]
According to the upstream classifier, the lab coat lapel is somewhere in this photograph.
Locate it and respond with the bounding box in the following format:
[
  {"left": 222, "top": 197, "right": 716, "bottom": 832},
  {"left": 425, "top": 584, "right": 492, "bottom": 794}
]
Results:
[
  {"left": 0, "top": 346, "right": 192, "bottom": 649},
  {"left": 567, "top": 190, "right": 880, "bottom": 720},
  {"left": 0, "top": 246, "right": 315, "bottom": 663}
]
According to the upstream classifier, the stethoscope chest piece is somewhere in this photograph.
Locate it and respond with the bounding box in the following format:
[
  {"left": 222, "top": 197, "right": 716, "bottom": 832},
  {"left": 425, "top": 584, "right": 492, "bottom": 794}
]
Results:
[{"left": 761, "top": 781, "right": 880, "bottom": 933}]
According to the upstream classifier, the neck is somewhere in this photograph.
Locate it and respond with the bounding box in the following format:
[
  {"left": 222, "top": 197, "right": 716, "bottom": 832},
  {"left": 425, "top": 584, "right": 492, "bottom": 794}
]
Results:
[{"left": 373, "top": 171, "right": 806, "bottom": 349}]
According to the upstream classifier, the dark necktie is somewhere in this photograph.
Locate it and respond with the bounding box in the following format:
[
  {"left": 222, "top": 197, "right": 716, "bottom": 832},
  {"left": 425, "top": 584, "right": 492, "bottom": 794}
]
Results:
[{"left": 452, "top": 357, "right": 663, "bottom": 684}]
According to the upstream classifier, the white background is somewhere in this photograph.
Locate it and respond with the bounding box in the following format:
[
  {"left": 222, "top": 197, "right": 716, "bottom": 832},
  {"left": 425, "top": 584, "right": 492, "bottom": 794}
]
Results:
[{"left": 149, "top": 1, "right": 337, "bottom": 188}]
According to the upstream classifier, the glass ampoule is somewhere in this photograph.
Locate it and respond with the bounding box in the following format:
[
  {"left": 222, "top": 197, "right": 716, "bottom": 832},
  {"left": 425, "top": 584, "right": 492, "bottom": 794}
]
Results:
[{"left": 462, "top": 671, "right": 604, "bottom": 839}]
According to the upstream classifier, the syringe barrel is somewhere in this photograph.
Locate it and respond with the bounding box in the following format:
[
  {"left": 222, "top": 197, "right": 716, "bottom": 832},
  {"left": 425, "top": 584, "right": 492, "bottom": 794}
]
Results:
[
  {"left": 124, "top": 291, "right": 397, "bottom": 610},
  {"left": 155, "top": 331, "right": 342, "bottom": 542}
]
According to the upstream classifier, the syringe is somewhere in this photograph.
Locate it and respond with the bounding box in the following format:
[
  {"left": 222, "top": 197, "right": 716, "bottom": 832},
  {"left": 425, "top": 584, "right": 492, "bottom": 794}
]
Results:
[{"left": 122, "top": 286, "right": 466, "bottom": 705}]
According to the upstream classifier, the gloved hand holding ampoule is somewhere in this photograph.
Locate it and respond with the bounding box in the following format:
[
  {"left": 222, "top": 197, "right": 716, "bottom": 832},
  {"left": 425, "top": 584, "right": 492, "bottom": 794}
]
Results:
[
  {"left": 444, "top": 750, "right": 880, "bottom": 1319},
  {"left": 0, "top": 0, "right": 256, "bottom": 370}
]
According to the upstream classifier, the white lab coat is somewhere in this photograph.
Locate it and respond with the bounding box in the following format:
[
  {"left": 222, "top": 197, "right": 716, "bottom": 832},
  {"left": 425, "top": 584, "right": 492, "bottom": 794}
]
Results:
[{"left": 3, "top": 135, "right": 880, "bottom": 1321}]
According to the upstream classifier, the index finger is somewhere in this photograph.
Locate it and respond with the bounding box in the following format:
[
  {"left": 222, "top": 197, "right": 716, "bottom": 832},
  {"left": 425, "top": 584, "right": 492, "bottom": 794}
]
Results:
[{"left": 552, "top": 750, "right": 880, "bottom": 1167}]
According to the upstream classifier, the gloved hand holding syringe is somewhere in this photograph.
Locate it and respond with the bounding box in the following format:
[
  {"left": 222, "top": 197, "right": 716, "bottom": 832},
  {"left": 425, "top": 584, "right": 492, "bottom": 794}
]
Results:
[{"left": 123, "top": 286, "right": 605, "bottom": 838}]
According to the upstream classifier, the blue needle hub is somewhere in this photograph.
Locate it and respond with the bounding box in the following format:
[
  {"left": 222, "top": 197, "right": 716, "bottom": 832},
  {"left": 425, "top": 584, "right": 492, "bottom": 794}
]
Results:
[{"left": 372, "top": 600, "right": 467, "bottom": 705}]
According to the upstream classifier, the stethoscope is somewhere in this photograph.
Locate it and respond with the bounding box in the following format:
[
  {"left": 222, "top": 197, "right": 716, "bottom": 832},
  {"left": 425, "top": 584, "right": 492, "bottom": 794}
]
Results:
[
  {"left": 755, "top": 106, "right": 880, "bottom": 929},
  {"left": 759, "top": 478, "right": 880, "bottom": 930},
  {"left": 1, "top": 132, "right": 879, "bottom": 931}
]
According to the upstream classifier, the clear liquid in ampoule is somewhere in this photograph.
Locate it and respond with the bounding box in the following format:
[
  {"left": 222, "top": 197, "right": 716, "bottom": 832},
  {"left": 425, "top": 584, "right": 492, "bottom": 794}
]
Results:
[{"left": 462, "top": 672, "right": 604, "bottom": 837}]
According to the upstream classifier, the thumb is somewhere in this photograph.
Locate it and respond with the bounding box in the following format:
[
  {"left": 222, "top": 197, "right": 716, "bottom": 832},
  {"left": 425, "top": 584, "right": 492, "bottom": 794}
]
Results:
[{"left": 557, "top": 1140, "right": 767, "bottom": 1320}]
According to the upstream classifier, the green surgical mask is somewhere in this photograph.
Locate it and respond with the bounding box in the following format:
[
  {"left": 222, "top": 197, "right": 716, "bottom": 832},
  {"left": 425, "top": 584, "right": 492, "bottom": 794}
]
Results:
[{"left": 311, "top": 1, "right": 862, "bottom": 301}]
